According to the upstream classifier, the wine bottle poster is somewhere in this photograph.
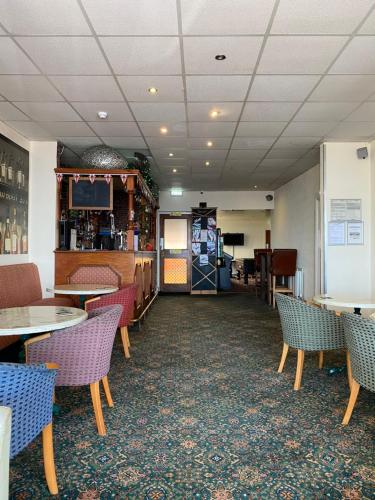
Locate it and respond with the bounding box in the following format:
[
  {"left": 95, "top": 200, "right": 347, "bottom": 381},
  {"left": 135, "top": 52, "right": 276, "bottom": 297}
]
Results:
[{"left": 0, "top": 133, "right": 29, "bottom": 255}]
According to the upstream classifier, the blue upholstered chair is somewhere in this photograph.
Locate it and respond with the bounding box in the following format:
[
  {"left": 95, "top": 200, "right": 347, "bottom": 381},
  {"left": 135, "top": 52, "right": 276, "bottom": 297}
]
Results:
[{"left": 0, "top": 362, "right": 58, "bottom": 495}]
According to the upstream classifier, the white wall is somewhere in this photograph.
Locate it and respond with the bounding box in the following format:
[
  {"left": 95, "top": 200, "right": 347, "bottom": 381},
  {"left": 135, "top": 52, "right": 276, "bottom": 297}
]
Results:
[
  {"left": 322, "top": 142, "right": 372, "bottom": 301},
  {"left": 271, "top": 164, "right": 320, "bottom": 300},
  {"left": 370, "top": 139, "right": 375, "bottom": 297},
  {"left": 159, "top": 190, "right": 274, "bottom": 211},
  {"left": 217, "top": 210, "right": 269, "bottom": 259}
]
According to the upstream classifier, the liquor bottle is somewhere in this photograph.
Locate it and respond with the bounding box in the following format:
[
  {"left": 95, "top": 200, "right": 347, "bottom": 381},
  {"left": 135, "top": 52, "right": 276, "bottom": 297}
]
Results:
[
  {"left": 0, "top": 152, "right": 7, "bottom": 183},
  {"left": 4, "top": 217, "right": 11, "bottom": 254},
  {"left": 21, "top": 210, "right": 28, "bottom": 254},
  {"left": 11, "top": 208, "right": 18, "bottom": 254},
  {"left": 16, "top": 156, "right": 23, "bottom": 190},
  {"left": 7, "top": 155, "right": 14, "bottom": 186}
]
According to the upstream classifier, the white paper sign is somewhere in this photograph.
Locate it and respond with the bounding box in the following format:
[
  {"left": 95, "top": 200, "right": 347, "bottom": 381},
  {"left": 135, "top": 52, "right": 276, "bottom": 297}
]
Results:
[
  {"left": 328, "top": 221, "right": 346, "bottom": 246},
  {"left": 347, "top": 222, "right": 364, "bottom": 245},
  {"left": 331, "top": 199, "right": 361, "bottom": 221},
  {"left": 199, "top": 254, "right": 208, "bottom": 265}
]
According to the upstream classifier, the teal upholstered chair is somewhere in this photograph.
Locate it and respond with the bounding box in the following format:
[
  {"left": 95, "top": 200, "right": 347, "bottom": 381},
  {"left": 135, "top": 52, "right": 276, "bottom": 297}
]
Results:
[
  {"left": 341, "top": 313, "right": 375, "bottom": 425},
  {"left": 275, "top": 293, "right": 345, "bottom": 390}
]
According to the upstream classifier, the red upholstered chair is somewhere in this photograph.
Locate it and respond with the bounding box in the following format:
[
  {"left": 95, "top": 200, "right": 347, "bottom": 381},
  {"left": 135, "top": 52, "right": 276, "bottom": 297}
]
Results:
[{"left": 85, "top": 284, "right": 138, "bottom": 359}]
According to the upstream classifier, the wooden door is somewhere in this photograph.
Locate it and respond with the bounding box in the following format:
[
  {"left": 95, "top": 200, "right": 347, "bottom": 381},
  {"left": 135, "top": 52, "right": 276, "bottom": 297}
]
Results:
[{"left": 160, "top": 214, "right": 191, "bottom": 292}]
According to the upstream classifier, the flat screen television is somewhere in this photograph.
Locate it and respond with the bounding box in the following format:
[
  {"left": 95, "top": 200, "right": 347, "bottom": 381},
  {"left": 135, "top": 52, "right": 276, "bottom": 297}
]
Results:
[
  {"left": 223, "top": 233, "right": 244, "bottom": 246},
  {"left": 69, "top": 177, "right": 113, "bottom": 210}
]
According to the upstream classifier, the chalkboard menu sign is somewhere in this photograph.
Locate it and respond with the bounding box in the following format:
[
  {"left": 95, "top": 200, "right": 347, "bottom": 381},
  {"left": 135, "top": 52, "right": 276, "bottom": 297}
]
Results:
[{"left": 69, "top": 178, "right": 113, "bottom": 210}]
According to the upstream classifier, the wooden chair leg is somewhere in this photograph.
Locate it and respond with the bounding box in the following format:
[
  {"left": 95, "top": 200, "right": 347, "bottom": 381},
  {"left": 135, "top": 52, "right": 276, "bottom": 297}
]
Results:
[
  {"left": 318, "top": 351, "right": 324, "bottom": 369},
  {"left": 101, "top": 376, "right": 114, "bottom": 408},
  {"left": 294, "top": 350, "right": 305, "bottom": 390},
  {"left": 42, "top": 423, "right": 58, "bottom": 495},
  {"left": 120, "top": 326, "right": 130, "bottom": 358},
  {"left": 89, "top": 381, "right": 106, "bottom": 436},
  {"left": 272, "top": 275, "right": 276, "bottom": 308},
  {"left": 346, "top": 351, "right": 353, "bottom": 390},
  {"left": 277, "top": 343, "right": 289, "bottom": 373},
  {"left": 342, "top": 379, "right": 360, "bottom": 425}
]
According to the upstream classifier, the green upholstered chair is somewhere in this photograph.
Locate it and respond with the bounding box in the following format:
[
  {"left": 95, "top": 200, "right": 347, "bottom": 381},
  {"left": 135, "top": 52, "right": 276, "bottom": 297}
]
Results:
[
  {"left": 275, "top": 293, "right": 345, "bottom": 390},
  {"left": 341, "top": 313, "right": 375, "bottom": 425}
]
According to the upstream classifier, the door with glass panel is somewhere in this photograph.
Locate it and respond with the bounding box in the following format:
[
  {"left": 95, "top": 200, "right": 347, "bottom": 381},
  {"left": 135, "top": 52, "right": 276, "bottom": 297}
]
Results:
[{"left": 160, "top": 214, "right": 191, "bottom": 292}]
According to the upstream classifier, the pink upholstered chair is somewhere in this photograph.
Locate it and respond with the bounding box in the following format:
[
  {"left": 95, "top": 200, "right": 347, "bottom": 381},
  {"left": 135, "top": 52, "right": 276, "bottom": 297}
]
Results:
[
  {"left": 25, "top": 305, "right": 122, "bottom": 436},
  {"left": 85, "top": 284, "right": 137, "bottom": 359}
]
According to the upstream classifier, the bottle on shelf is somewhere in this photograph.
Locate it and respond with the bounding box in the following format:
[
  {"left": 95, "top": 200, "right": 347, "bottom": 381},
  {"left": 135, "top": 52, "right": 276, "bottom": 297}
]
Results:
[
  {"left": 4, "top": 216, "right": 11, "bottom": 254},
  {"left": 16, "top": 156, "right": 23, "bottom": 190},
  {"left": 11, "top": 207, "right": 19, "bottom": 254},
  {"left": 0, "top": 152, "right": 7, "bottom": 184},
  {"left": 21, "top": 210, "right": 28, "bottom": 254},
  {"left": 7, "top": 155, "right": 14, "bottom": 186}
]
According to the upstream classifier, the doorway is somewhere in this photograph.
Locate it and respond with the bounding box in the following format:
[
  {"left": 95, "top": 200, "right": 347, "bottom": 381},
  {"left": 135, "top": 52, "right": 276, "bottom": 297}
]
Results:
[{"left": 159, "top": 214, "right": 191, "bottom": 292}]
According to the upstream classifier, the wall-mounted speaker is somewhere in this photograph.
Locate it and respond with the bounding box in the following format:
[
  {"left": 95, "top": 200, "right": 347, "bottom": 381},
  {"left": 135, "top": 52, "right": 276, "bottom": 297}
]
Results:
[
  {"left": 265, "top": 194, "right": 273, "bottom": 201},
  {"left": 357, "top": 147, "right": 368, "bottom": 159}
]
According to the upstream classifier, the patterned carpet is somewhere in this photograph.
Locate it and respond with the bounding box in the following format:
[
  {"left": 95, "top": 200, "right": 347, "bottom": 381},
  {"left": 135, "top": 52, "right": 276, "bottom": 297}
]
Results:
[{"left": 10, "top": 294, "right": 375, "bottom": 499}]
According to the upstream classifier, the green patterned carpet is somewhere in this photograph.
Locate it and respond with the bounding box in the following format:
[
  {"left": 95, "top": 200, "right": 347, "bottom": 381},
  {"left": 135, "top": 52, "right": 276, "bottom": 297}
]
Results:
[{"left": 10, "top": 295, "right": 375, "bottom": 499}]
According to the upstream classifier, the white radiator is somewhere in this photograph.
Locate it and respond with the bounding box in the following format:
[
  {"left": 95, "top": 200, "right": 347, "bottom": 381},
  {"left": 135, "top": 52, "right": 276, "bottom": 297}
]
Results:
[{"left": 294, "top": 268, "right": 304, "bottom": 299}]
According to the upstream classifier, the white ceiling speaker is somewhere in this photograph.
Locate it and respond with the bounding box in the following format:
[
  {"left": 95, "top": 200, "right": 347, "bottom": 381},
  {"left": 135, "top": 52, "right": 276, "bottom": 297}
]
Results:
[
  {"left": 356, "top": 147, "right": 368, "bottom": 159},
  {"left": 97, "top": 111, "right": 108, "bottom": 119}
]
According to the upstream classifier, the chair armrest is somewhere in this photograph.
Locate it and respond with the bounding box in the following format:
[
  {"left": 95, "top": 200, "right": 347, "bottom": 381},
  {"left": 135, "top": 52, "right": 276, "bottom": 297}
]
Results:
[
  {"left": 24, "top": 333, "right": 51, "bottom": 363},
  {"left": 84, "top": 296, "right": 101, "bottom": 311},
  {"left": 45, "top": 362, "right": 59, "bottom": 370}
]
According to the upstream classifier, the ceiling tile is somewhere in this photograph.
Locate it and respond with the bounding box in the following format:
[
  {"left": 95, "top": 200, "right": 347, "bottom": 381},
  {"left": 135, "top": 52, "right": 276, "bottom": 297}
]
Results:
[
  {"left": 232, "top": 137, "right": 276, "bottom": 149},
  {"left": 181, "top": 0, "right": 275, "bottom": 35},
  {"left": 0, "top": 102, "right": 30, "bottom": 121},
  {"left": 344, "top": 102, "right": 375, "bottom": 121},
  {"left": 237, "top": 122, "right": 287, "bottom": 137},
  {"left": 359, "top": 9, "right": 375, "bottom": 34},
  {"left": 187, "top": 102, "right": 242, "bottom": 122},
  {"left": 225, "top": 159, "right": 259, "bottom": 171},
  {"left": 227, "top": 149, "right": 268, "bottom": 160},
  {"left": 0, "top": 75, "right": 63, "bottom": 101},
  {"left": 101, "top": 137, "right": 147, "bottom": 149},
  {"left": 309, "top": 75, "right": 375, "bottom": 101},
  {"left": 326, "top": 121, "right": 375, "bottom": 139},
  {"left": 188, "top": 138, "right": 232, "bottom": 149},
  {"left": 15, "top": 102, "right": 81, "bottom": 121},
  {"left": 242, "top": 102, "right": 300, "bottom": 121},
  {"left": 190, "top": 159, "right": 224, "bottom": 169},
  {"left": 186, "top": 76, "right": 250, "bottom": 101},
  {"left": 5, "top": 120, "right": 52, "bottom": 139},
  {"left": 0, "top": 0, "right": 91, "bottom": 35},
  {"left": 188, "top": 149, "right": 228, "bottom": 160},
  {"left": 0, "top": 38, "right": 39, "bottom": 74},
  {"left": 88, "top": 121, "right": 140, "bottom": 137},
  {"left": 266, "top": 148, "right": 307, "bottom": 159},
  {"left": 44, "top": 121, "right": 95, "bottom": 137},
  {"left": 282, "top": 121, "right": 335, "bottom": 137},
  {"left": 61, "top": 137, "right": 102, "bottom": 150},
  {"left": 259, "top": 158, "right": 296, "bottom": 168},
  {"left": 329, "top": 36, "right": 375, "bottom": 74},
  {"left": 138, "top": 122, "right": 187, "bottom": 137},
  {"left": 273, "top": 136, "right": 321, "bottom": 148},
  {"left": 100, "top": 37, "right": 181, "bottom": 75},
  {"left": 50, "top": 76, "right": 123, "bottom": 101},
  {"left": 71, "top": 102, "right": 133, "bottom": 121},
  {"left": 271, "top": 0, "right": 374, "bottom": 34},
  {"left": 257, "top": 36, "right": 347, "bottom": 74},
  {"left": 146, "top": 136, "right": 188, "bottom": 148},
  {"left": 118, "top": 76, "right": 184, "bottom": 102},
  {"left": 156, "top": 158, "right": 188, "bottom": 167},
  {"left": 294, "top": 102, "right": 359, "bottom": 121},
  {"left": 184, "top": 37, "right": 263, "bottom": 74},
  {"left": 82, "top": 0, "right": 178, "bottom": 35},
  {"left": 150, "top": 148, "right": 187, "bottom": 160},
  {"left": 130, "top": 103, "right": 186, "bottom": 122},
  {"left": 16, "top": 37, "right": 110, "bottom": 75},
  {"left": 188, "top": 122, "right": 236, "bottom": 138},
  {"left": 248, "top": 75, "right": 320, "bottom": 101}
]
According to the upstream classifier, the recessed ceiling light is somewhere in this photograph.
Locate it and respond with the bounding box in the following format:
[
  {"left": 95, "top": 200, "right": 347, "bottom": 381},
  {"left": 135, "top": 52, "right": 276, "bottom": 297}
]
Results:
[
  {"left": 172, "top": 168, "right": 177, "bottom": 173},
  {"left": 148, "top": 87, "right": 158, "bottom": 94},
  {"left": 205, "top": 161, "right": 210, "bottom": 166},
  {"left": 97, "top": 111, "right": 108, "bottom": 119},
  {"left": 160, "top": 127, "right": 168, "bottom": 134},
  {"left": 210, "top": 110, "right": 220, "bottom": 118},
  {"left": 215, "top": 54, "right": 226, "bottom": 61},
  {"left": 253, "top": 185, "right": 258, "bottom": 189},
  {"left": 207, "top": 141, "right": 213, "bottom": 147},
  {"left": 168, "top": 152, "right": 174, "bottom": 157}
]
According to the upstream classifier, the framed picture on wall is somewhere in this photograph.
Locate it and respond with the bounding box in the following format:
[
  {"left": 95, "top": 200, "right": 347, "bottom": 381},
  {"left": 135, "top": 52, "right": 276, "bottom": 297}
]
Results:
[{"left": 0, "top": 134, "right": 29, "bottom": 255}]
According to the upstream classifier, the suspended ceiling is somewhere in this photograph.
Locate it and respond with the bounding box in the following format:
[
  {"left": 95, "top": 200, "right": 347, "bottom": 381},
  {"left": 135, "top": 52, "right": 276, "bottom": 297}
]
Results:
[{"left": 1, "top": 0, "right": 375, "bottom": 190}]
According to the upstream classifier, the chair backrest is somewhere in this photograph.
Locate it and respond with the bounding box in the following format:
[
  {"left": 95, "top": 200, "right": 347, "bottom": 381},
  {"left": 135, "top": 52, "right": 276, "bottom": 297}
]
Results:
[
  {"left": 275, "top": 293, "right": 345, "bottom": 351},
  {"left": 86, "top": 284, "right": 138, "bottom": 327},
  {"left": 0, "top": 263, "right": 42, "bottom": 308},
  {"left": 342, "top": 313, "right": 375, "bottom": 392},
  {"left": 271, "top": 249, "right": 297, "bottom": 276},
  {"left": 69, "top": 265, "right": 121, "bottom": 286},
  {"left": 27, "top": 305, "right": 122, "bottom": 386},
  {"left": 0, "top": 363, "right": 56, "bottom": 458},
  {"left": 254, "top": 249, "right": 272, "bottom": 270}
]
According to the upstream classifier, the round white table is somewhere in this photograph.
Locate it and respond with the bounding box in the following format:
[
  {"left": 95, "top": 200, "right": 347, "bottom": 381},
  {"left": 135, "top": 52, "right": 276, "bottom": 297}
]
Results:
[
  {"left": 313, "top": 295, "right": 375, "bottom": 315},
  {"left": 47, "top": 284, "right": 118, "bottom": 309},
  {"left": 0, "top": 306, "right": 87, "bottom": 336}
]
